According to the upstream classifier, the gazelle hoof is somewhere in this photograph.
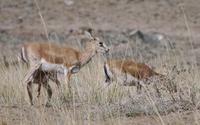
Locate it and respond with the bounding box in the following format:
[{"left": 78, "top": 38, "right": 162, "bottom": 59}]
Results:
[
  {"left": 30, "top": 102, "right": 34, "bottom": 106},
  {"left": 37, "top": 94, "right": 40, "bottom": 98}
]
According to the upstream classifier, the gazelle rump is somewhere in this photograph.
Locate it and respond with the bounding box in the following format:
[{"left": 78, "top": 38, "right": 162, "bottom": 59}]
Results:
[
  {"left": 103, "top": 59, "right": 176, "bottom": 94},
  {"left": 20, "top": 31, "right": 109, "bottom": 105}
]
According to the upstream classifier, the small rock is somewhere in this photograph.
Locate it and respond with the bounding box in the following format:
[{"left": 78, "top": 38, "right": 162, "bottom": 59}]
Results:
[{"left": 64, "top": 0, "right": 74, "bottom": 6}]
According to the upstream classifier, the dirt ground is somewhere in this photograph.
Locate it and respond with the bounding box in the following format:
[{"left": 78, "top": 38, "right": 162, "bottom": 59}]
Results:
[
  {"left": 1, "top": 0, "right": 200, "bottom": 39},
  {"left": 1, "top": 0, "right": 200, "bottom": 125}
]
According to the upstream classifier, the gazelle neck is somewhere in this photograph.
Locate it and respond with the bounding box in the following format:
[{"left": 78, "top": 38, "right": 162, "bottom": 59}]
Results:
[{"left": 79, "top": 43, "right": 96, "bottom": 67}]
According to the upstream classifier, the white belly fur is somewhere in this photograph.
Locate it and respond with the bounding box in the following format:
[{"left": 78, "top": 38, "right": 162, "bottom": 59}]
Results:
[
  {"left": 40, "top": 58, "right": 67, "bottom": 74},
  {"left": 123, "top": 73, "right": 140, "bottom": 86}
]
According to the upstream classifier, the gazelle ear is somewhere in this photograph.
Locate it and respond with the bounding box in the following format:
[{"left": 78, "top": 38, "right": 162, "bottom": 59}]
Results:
[
  {"left": 84, "top": 31, "right": 93, "bottom": 40},
  {"left": 87, "top": 28, "right": 93, "bottom": 35},
  {"left": 94, "top": 37, "right": 99, "bottom": 41}
]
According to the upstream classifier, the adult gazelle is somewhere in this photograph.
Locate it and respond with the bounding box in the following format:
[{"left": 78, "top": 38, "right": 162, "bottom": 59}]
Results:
[
  {"left": 103, "top": 59, "right": 177, "bottom": 96},
  {"left": 19, "top": 31, "right": 109, "bottom": 106}
]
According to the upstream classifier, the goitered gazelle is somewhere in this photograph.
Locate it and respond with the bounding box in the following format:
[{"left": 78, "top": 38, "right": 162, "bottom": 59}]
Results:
[
  {"left": 19, "top": 31, "right": 109, "bottom": 106},
  {"left": 103, "top": 59, "right": 177, "bottom": 95}
]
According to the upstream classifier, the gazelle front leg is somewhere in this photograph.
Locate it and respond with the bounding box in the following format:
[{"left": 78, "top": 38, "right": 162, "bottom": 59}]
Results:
[
  {"left": 49, "top": 72, "right": 61, "bottom": 88},
  {"left": 64, "top": 64, "right": 80, "bottom": 95},
  {"left": 37, "top": 83, "right": 42, "bottom": 98},
  {"left": 66, "top": 73, "right": 72, "bottom": 94}
]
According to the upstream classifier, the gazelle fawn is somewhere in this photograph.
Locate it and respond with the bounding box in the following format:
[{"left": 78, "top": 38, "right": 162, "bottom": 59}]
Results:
[
  {"left": 20, "top": 31, "right": 109, "bottom": 106},
  {"left": 103, "top": 59, "right": 177, "bottom": 96}
]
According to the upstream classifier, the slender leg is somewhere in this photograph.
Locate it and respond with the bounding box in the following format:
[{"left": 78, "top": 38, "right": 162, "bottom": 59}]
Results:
[
  {"left": 67, "top": 73, "right": 72, "bottom": 94},
  {"left": 24, "top": 67, "right": 40, "bottom": 106},
  {"left": 154, "top": 83, "right": 161, "bottom": 97},
  {"left": 102, "top": 70, "right": 114, "bottom": 89},
  {"left": 49, "top": 72, "right": 61, "bottom": 88},
  {"left": 27, "top": 82, "right": 33, "bottom": 105},
  {"left": 36, "top": 71, "right": 46, "bottom": 98},
  {"left": 48, "top": 72, "right": 62, "bottom": 101},
  {"left": 37, "top": 83, "right": 42, "bottom": 98},
  {"left": 43, "top": 82, "right": 52, "bottom": 107},
  {"left": 103, "top": 80, "right": 111, "bottom": 88},
  {"left": 64, "top": 73, "right": 72, "bottom": 95},
  {"left": 105, "top": 76, "right": 111, "bottom": 83},
  {"left": 166, "top": 81, "right": 177, "bottom": 102},
  {"left": 136, "top": 82, "right": 142, "bottom": 94},
  {"left": 55, "top": 78, "right": 61, "bottom": 88},
  {"left": 169, "top": 81, "right": 177, "bottom": 93}
]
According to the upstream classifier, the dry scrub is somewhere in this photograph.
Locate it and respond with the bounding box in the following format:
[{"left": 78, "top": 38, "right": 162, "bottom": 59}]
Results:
[{"left": 0, "top": 40, "right": 200, "bottom": 125}]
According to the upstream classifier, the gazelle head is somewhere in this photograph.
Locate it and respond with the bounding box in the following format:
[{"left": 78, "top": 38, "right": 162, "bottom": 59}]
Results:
[{"left": 84, "top": 31, "right": 110, "bottom": 54}]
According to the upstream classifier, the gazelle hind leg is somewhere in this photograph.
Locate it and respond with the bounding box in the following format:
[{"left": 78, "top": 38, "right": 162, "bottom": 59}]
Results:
[
  {"left": 160, "top": 76, "right": 177, "bottom": 101},
  {"left": 153, "top": 83, "right": 161, "bottom": 97},
  {"left": 136, "top": 82, "right": 142, "bottom": 94},
  {"left": 24, "top": 65, "right": 41, "bottom": 105},
  {"left": 36, "top": 71, "right": 48, "bottom": 98},
  {"left": 27, "top": 82, "right": 33, "bottom": 105},
  {"left": 43, "top": 82, "right": 52, "bottom": 107},
  {"left": 55, "top": 78, "right": 61, "bottom": 88},
  {"left": 166, "top": 81, "right": 177, "bottom": 102},
  {"left": 49, "top": 72, "right": 61, "bottom": 88}
]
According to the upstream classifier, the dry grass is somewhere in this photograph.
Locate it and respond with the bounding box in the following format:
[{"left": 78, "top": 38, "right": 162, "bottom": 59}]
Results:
[
  {"left": 0, "top": 0, "right": 200, "bottom": 124},
  {"left": 0, "top": 42, "right": 200, "bottom": 125}
]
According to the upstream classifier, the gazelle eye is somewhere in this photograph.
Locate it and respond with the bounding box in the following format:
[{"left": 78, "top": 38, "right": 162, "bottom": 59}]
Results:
[{"left": 99, "top": 42, "right": 103, "bottom": 46}]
